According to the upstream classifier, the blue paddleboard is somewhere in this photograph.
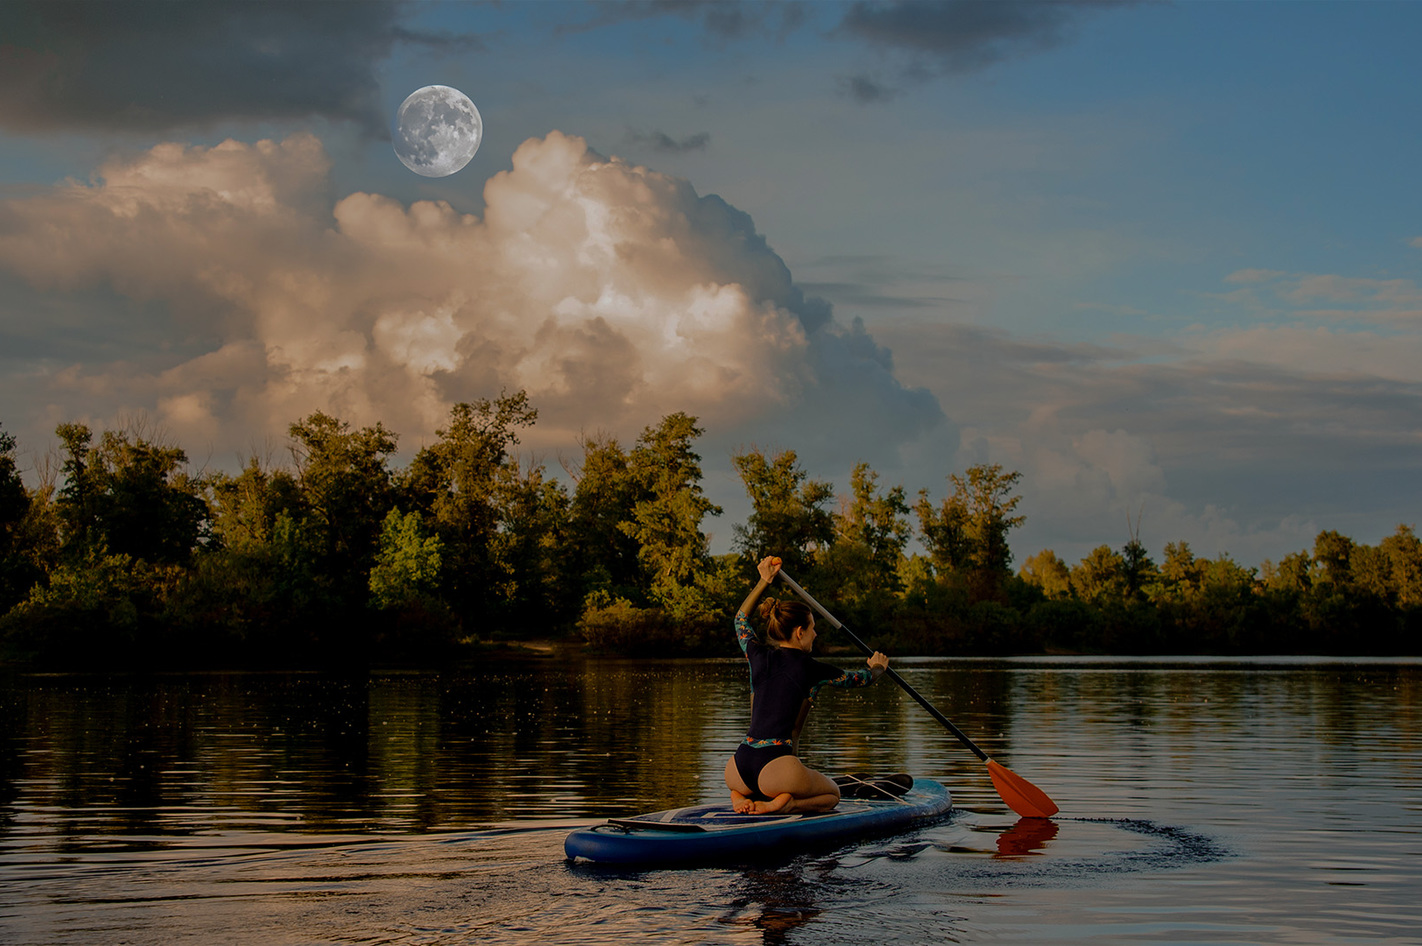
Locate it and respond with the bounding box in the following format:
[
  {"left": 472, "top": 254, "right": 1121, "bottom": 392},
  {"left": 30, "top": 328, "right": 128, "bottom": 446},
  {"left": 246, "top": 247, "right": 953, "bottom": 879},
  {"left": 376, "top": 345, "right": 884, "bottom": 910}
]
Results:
[{"left": 564, "top": 777, "right": 952, "bottom": 866}]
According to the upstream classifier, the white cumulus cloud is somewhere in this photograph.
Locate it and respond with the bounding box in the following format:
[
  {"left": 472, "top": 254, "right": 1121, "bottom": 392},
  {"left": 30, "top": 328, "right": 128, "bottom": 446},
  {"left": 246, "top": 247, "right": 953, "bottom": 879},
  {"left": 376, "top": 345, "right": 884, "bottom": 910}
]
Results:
[{"left": 0, "top": 130, "right": 942, "bottom": 474}]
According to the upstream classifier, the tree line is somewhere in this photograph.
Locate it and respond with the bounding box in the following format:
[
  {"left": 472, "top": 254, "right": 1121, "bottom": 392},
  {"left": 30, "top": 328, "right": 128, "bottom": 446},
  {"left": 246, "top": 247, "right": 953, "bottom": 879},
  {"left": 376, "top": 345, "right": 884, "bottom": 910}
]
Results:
[{"left": 0, "top": 398, "right": 1417, "bottom": 668}]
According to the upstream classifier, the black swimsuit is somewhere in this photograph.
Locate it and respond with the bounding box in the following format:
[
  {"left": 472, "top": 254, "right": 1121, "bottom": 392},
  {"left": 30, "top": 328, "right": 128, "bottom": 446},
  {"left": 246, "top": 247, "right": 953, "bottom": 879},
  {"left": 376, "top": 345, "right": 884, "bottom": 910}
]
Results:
[
  {"left": 732, "top": 612, "right": 872, "bottom": 799},
  {"left": 732, "top": 742, "right": 796, "bottom": 801}
]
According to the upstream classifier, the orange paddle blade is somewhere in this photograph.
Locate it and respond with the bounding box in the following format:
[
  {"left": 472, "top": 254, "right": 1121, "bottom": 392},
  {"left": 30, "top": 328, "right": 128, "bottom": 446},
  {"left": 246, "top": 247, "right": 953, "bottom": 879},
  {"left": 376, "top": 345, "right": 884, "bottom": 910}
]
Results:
[{"left": 986, "top": 758, "right": 1059, "bottom": 819}]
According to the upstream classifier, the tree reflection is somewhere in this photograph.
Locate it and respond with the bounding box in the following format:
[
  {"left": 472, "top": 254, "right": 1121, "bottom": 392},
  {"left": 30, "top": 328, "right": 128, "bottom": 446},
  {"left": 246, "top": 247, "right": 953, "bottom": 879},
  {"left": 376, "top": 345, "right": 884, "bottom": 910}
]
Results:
[
  {"left": 2, "top": 659, "right": 1417, "bottom": 845},
  {"left": 722, "top": 866, "right": 822, "bottom": 945}
]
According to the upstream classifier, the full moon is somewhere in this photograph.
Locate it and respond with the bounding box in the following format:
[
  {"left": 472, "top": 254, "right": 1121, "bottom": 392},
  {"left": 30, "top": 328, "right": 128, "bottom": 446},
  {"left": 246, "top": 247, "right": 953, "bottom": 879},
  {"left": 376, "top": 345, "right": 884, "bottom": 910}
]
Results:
[{"left": 393, "top": 85, "right": 482, "bottom": 177}]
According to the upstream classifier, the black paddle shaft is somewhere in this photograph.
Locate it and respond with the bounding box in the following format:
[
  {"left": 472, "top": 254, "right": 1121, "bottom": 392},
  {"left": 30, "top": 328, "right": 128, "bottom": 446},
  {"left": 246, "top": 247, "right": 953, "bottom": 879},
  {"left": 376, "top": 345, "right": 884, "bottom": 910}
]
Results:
[{"left": 775, "top": 570, "right": 991, "bottom": 764}]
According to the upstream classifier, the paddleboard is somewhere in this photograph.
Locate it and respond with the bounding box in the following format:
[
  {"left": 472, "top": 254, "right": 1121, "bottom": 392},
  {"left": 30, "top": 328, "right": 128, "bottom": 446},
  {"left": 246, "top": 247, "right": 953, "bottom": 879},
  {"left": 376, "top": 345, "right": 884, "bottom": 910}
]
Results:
[{"left": 564, "top": 776, "right": 952, "bottom": 866}]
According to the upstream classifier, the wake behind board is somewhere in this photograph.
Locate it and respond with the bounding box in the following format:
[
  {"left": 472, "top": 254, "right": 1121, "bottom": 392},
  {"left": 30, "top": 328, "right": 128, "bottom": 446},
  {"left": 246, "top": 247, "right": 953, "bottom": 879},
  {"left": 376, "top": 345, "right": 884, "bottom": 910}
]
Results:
[{"left": 564, "top": 776, "right": 951, "bottom": 866}]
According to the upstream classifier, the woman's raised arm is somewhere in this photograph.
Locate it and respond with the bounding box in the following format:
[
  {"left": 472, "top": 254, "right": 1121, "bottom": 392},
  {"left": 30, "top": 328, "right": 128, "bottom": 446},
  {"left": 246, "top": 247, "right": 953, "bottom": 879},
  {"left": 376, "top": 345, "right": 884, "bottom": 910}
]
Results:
[{"left": 736, "top": 556, "right": 781, "bottom": 617}]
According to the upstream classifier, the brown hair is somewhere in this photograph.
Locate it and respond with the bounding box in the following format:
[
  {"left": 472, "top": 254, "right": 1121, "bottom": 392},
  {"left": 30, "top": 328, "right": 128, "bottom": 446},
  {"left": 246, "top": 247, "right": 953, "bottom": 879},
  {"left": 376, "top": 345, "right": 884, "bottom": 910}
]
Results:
[{"left": 757, "top": 597, "right": 812, "bottom": 643}]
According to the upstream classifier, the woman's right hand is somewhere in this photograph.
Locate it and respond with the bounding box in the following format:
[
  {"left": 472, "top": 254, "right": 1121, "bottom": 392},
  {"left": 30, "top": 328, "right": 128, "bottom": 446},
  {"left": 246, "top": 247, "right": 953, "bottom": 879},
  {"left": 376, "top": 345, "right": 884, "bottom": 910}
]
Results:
[{"left": 757, "top": 555, "right": 781, "bottom": 583}]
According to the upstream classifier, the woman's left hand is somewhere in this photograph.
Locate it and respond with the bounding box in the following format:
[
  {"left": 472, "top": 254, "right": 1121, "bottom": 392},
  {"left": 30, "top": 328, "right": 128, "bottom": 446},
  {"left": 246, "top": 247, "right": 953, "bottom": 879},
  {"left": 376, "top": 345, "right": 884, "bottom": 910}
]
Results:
[{"left": 867, "top": 651, "right": 889, "bottom": 675}]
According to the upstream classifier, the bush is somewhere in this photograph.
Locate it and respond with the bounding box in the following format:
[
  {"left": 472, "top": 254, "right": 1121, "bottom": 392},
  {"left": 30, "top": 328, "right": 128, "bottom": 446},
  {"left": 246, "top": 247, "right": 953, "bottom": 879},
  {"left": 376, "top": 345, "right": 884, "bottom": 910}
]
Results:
[
  {"left": 578, "top": 597, "right": 720, "bottom": 654},
  {"left": 0, "top": 550, "right": 150, "bottom": 667},
  {"left": 967, "top": 600, "right": 1030, "bottom": 654},
  {"left": 1024, "top": 598, "right": 1100, "bottom": 653}
]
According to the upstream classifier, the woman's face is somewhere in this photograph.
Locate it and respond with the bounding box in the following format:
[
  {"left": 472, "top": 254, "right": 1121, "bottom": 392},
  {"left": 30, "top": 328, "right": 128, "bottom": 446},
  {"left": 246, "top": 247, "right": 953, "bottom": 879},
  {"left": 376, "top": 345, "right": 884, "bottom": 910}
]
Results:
[{"left": 792, "top": 615, "right": 817, "bottom": 651}]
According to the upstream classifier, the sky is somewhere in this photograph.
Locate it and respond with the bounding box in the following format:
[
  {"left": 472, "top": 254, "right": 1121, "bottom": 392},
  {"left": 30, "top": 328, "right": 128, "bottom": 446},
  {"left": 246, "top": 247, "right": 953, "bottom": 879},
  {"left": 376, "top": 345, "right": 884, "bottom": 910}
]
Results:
[{"left": 1, "top": 0, "right": 1420, "bottom": 569}]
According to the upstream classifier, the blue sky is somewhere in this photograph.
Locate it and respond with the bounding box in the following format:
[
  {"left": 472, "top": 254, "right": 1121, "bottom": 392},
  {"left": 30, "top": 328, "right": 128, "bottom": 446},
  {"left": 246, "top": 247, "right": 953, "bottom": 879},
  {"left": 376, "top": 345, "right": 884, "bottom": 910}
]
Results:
[{"left": 1, "top": 1, "right": 1419, "bottom": 568}]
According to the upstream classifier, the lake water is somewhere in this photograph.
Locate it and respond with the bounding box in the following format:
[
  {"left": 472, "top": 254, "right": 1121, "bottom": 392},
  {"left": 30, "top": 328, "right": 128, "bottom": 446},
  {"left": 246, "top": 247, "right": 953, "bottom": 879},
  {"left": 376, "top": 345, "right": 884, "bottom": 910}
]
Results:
[{"left": 1, "top": 656, "right": 1418, "bottom": 945}]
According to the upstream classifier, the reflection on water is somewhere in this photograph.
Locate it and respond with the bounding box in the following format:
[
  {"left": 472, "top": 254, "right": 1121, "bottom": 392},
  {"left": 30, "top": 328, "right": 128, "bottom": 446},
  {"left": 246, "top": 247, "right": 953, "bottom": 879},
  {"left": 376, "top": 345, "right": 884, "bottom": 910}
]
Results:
[
  {"left": 995, "top": 817, "right": 1059, "bottom": 857},
  {"left": 1, "top": 657, "right": 1419, "bottom": 945},
  {"left": 0, "top": 662, "right": 749, "bottom": 836}
]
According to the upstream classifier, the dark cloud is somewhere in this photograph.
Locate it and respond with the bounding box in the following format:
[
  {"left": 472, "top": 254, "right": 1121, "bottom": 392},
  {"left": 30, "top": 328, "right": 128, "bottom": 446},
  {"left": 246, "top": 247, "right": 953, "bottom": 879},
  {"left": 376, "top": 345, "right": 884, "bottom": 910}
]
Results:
[
  {"left": 797, "top": 281, "right": 949, "bottom": 310},
  {"left": 838, "top": 0, "right": 1129, "bottom": 74},
  {"left": 794, "top": 254, "right": 973, "bottom": 311},
  {"left": 884, "top": 319, "right": 1422, "bottom": 472},
  {"left": 0, "top": 1, "right": 478, "bottom": 136},
  {"left": 628, "top": 130, "right": 712, "bottom": 154},
  {"left": 838, "top": 73, "right": 899, "bottom": 104},
  {"left": 555, "top": 2, "right": 1132, "bottom": 104},
  {"left": 562, "top": 1, "right": 810, "bottom": 42},
  {"left": 872, "top": 317, "right": 1422, "bottom": 562}
]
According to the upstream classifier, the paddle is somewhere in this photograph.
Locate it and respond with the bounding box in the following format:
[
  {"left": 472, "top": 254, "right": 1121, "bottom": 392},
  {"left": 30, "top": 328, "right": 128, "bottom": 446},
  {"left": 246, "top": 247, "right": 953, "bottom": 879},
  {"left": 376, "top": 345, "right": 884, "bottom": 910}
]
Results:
[{"left": 774, "top": 568, "right": 1059, "bottom": 819}]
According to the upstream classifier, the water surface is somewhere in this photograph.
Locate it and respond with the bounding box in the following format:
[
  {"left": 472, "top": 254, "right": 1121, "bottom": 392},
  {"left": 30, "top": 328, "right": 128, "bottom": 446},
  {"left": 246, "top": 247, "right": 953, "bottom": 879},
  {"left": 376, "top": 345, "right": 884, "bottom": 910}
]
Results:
[{"left": 1, "top": 657, "right": 1418, "bottom": 944}]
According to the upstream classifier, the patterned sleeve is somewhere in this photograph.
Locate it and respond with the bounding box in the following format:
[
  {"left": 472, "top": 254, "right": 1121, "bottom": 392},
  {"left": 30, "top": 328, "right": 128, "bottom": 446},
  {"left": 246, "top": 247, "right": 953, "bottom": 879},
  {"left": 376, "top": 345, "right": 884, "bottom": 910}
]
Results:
[
  {"left": 807, "top": 660, "right": 873, "bottom": 701},
  {"left": 734, "top": 611, "right": 756, "bottom": 655}
]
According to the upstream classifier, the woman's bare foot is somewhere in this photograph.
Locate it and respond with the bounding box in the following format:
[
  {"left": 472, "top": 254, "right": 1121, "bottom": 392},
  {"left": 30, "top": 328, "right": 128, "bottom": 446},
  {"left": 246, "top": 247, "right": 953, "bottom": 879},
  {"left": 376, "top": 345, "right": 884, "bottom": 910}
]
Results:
[
  {"left": 752, "top": 792, "right": 840, "bottom": 815},
  {"left": 749, "top": 792, "right": 794, "bottom": 814},
  {"left": 730, "top": 790, "right": 755, "bottom": 814}
]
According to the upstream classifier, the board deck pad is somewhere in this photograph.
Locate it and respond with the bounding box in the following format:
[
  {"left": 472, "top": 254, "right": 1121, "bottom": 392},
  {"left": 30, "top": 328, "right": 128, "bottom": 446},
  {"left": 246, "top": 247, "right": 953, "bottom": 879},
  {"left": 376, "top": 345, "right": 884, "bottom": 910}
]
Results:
[
  {"left": 566, "top": 775, "right": 952, "bottom": 866},
  {"left": 608, "top": 804, "right": 855, "bottom": 833}
]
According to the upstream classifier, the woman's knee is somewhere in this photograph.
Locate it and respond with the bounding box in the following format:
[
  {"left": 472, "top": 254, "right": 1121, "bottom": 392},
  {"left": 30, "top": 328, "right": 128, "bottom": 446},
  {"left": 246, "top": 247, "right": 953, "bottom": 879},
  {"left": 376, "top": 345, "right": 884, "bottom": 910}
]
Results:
[
  {"left": 798, "top": 768, "right": 839, "bottom": 804},
  {"left": 793, "top": 760, "right": 839, "bottom": 798},
  {"left": 759, "top": 756, "right": 833, "bottom": 799}
]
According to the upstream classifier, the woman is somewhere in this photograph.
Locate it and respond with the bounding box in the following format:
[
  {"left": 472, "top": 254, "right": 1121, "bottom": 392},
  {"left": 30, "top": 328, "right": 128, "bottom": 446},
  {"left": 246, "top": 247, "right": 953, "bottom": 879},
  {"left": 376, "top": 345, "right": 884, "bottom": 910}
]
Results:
[{"left": 724, "top": 555, "right": 889, "bottom": 814}]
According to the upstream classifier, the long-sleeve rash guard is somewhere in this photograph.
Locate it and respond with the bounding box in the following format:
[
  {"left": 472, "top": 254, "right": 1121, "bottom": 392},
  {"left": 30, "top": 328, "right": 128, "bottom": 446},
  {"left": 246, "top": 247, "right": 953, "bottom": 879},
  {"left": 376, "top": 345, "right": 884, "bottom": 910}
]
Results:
[{"left": 735, "top": 611, "right": 873, "bottom": 747}]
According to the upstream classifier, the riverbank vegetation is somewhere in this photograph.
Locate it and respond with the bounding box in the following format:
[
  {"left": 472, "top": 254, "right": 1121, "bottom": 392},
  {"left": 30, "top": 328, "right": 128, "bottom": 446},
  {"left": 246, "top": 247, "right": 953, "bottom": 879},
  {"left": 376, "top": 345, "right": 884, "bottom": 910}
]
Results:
[{"left": 0, "top": 398, "right": 1417, "bottom": 668}]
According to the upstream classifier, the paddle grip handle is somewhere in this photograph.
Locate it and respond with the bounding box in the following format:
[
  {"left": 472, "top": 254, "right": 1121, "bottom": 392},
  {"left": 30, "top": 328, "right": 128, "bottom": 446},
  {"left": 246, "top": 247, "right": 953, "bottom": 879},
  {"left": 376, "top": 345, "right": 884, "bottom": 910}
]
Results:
[{"left": 775, "top": 570, "right": 991, "bottom": 764}]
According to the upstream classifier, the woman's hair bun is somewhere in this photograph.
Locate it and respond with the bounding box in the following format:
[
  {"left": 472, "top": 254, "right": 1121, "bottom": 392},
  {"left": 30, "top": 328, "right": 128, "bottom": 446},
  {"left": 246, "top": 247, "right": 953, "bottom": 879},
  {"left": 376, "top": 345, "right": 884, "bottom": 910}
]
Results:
[{"left": 758, "top": 597, "right": 813, "bottom": 643}]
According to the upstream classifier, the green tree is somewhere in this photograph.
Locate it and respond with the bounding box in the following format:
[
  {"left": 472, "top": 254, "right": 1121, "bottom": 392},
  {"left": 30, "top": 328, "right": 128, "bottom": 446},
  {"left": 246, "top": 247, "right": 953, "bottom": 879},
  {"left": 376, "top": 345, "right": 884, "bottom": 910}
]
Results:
[
  {"left": 898, "top": 553, "right": 936, "bottom": 601},
  {"left": 573, "top": 414, "right": 724, "bottom": 652},
  {"left": 824, "top": 461, "right": 911, "bottom": 605},
  {"left": 161, "top": 455, "right": 324, "bottom": 659},
  {"left": 369, "top": 509, "right": 445, "bottom": 609},
  {"left": 157, "top": 505, "right": 323, "bottom": 660},
  {"left": 52, "top": 422, "right": 208, "bottom": 566},
  {"left": 403, "top": 392, "right": 538, "bottom": 533},
  {"left": 401, "top": 392, "right": 543, "bottom": 634},
  {"left": 94, "top": 430, "right": 209, "bottom": 565},
  {"left": 1344, "top": 526, "right": 1422, "bottom": 608},
  {"left": 486, "top": 459, "right": 574, "bottom": 631},
  {"left": 1155, "top": 541, "right": 1206, "bottom": 601},
  {"left": 623, "top": 412, "right": 722, "bottom": 615},
  {"left": 917, "top": 463, "right": 1025, "bottom": 601},
  {"left": 1379, "top": 525, "right": 1422, "bottom": 608},
  {"left": 1070, "top": 545, "right": 1126, "bottom": 603},
  {"left": 1261, "top": 550, "right": 1311, "bottom": 595},
  {"left": 0, "top": 425, "right": 25, "bottom": 532},
  {"left": 1311, "top": 529, "right": 1355, "bottom": 588},
  {"left": 1350, "top": 542, "right": 1393, "bottom": 603},
  {"left": 54, "top": 422, "right": 98, "bottom": 552},
  {"left": 567, "top": 433, "right": 644, "bottom": 604},
  {"left": 1294, "top": 529, "right": 1369, "bottom": 651},
  {"left": 266, "top": 510, "right": 324, "bottom": 616},
  {"left": 731, "top": 447, "right": 834, "bottom": 578},
  {"left": 1121, "top": 537, "right": 1157, "bottom": 602},
  {"left": 1020, "top": 548, "right": 1071, "bottom": 600},
  {"left": 209, "top": 455, "right": 304, "bottom": 551},
  {"left": 1193, "top": 555, "right": 1262, "bottom": 651},
  {"left": 288, "top": 411, "right": 399, "bottom": 603},
  {"left": 0, "top": 424, "right": 39, "bottom": 611}
]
